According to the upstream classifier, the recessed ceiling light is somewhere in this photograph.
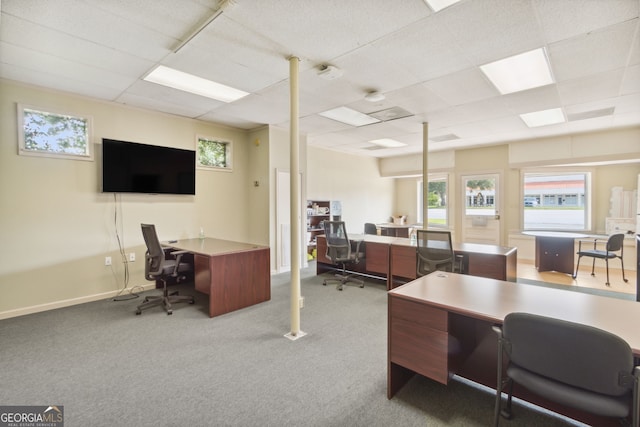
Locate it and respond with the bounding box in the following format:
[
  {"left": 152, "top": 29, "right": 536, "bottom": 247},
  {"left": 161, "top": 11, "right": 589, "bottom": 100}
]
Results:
[
  {"left": 318, "top": 107, "right": 380, "bottom": 127},
  {"left": 520, "top": 108, "right": 565, "bottom": 128},
  {"left": 144, "top": 65, "right": 249, "bottom": 103},
  {"left": 429, "top": 133, "right": 459, "bottom": 142},
  {"left": 369, "top": 138, "right": 407, "bottom": 148},
  {"left": 480, "top": 48, "right": 554, "bottom": 95},
  {"left": 424, "top": 0, "right": 461, "bottom": 12}
]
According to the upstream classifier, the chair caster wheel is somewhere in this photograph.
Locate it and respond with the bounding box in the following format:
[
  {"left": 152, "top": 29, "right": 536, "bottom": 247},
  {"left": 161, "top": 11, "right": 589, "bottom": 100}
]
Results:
[
  {"left": 167, "top": 310, "right": 173, "bottom": 315},
  {"left": 189, "top": 300, "right": 195, "bottom": 304},
  {"left": 135, "top": 310, "right": 141, "bottom": 315}
]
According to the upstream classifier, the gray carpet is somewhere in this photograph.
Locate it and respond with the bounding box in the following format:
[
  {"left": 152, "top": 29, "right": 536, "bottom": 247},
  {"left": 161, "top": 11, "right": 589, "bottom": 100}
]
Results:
[{"left": 0, "top": 266, "right": 586, "bottom": 427}]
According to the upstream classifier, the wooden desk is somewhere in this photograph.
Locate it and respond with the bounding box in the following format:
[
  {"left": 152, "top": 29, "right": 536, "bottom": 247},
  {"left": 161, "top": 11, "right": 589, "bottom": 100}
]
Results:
[
  {"left": 377, "top": 223, "right": 412, "bottom": 238},
  {"left": 523, "top": 231, "right": 587, "bottom": 274},
  {"left": 388, "top": 272, "right": 640, "bottom": 426},
  {"left": 167, "top": 238, "right": 270, "bottom": 318},
  {"left": 315, "top": 235, "right": 517, "bottom": 288}
]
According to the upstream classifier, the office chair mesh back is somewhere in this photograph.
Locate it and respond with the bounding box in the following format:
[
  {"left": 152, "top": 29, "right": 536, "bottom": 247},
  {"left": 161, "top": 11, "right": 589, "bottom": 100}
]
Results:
[
  {"left": 499, "top": 312, "right": 636, "bottom": 421},
  {"left": 137, "top": 224, "right": 194, "bottom": 315},
  {"left": 364, "top": 223, "right": 377, "bottom": 235},
  {"left": 141, "top": 223, "right": 166, "bottom": 278},
  {"left": 416, "top": 230, "right": 456, "bottom": 276},
  {"left": 325, "top": 221, "right": 352, "bottom": 263}
]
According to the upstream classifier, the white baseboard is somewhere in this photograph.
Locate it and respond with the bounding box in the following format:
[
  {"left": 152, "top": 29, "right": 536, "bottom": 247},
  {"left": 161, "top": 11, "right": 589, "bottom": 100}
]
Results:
[{"left": 0, "top": 283, "right": 157, "bottom": 320}]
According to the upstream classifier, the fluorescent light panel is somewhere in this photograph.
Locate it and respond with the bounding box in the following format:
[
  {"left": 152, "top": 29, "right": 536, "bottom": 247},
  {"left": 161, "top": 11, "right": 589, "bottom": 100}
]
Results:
[
  {"left": 520, "top": 108, "right": 565, "bottom": 128},
  {"left": 144, "top": 65, "right": 249, "bottom": 103},
  {"left": 480, "top": 48, "right": 554, "bottom": 95},
  {"left": 369, "top": 138, "right": 407, "bottom": 148},
  {"left": 424, "top": 0, "right": 461, "bottom": 12},
  {"left": 319, "top": 107, "right": 381, "bottom": 127}
]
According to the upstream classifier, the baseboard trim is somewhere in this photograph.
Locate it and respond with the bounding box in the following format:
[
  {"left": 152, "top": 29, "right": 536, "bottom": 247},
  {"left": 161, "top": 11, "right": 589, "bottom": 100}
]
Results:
[{"left": 0, "top": 283, "right": 157, "bottom": 320}]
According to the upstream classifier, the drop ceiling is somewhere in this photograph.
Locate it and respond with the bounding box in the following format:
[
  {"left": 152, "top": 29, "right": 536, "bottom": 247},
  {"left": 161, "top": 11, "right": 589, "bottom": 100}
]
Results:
[{"left": 1, "top": 0, "right": 639, "bottom": 158}]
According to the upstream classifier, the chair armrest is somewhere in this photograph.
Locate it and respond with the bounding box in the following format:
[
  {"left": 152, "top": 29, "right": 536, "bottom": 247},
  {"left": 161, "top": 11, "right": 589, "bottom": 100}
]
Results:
[
  {"left": 352, "top": 239, "right": 364, "bottom": 262},
  {"left": 577, "top": 239, "right": 597, "bottom": 251},
  {"left": 169, "top": 250, "right": 189, "bottom": 256}
]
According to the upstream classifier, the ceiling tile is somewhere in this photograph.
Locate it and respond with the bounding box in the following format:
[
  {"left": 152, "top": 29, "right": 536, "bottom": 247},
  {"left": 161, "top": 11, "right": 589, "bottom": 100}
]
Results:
[
  {"left": 533, "top": 0, "right": 639, "bottom": 43},
  {"left": 549, "top": 20, "right": 637, "bottom": 82}
]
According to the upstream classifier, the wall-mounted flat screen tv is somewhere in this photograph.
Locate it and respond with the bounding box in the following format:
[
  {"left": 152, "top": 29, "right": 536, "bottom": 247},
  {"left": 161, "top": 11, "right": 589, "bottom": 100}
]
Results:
[{"left": 102, "top": 138, "right": 196, "bottom": 195}]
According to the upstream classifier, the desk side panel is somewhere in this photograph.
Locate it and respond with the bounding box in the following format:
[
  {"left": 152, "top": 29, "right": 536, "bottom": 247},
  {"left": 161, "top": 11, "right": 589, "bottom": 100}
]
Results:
[
  {"left": 194, "top": 255, "right": 211, "bottom": 295},
  {"left": 208, "top": 248, "right": 270, "bottom": 317},
  {"left": 389, "top": 245, "right": 417, "bottom": 288}
]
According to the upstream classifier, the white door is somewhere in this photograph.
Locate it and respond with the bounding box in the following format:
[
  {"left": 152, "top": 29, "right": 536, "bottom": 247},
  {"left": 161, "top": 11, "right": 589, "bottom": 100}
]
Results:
[
  {"left": 461, "top": 173, "right": 502, "bottom": 245},
  {"left": 276, "top": 169, "right": 306, "bottom": 273}
]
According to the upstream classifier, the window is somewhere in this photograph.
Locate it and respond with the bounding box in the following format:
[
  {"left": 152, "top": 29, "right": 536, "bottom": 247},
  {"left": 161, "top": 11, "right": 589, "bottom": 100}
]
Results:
[
  {"left": 464, "top": 175, "right": 498, "bottom": 216},
  {"left": 523, "top": 171, "right": 590, "bottom": 231},
  {"left": 417, "top": 174, "right": 448, "bottom": 227},
  {"left": 18, "top": 104, "right": 92, "bottom": 160},
  {"left": 197, "top": 136, "right": 233, "bottom": 171}
]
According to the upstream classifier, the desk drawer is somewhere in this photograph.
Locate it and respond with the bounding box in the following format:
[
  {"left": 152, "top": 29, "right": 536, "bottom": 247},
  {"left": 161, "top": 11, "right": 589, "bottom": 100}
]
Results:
[
  {"left": 365, "top": 242, "right": 389, "bottom": 274},
  {"left": 390, "top": 245, "right": 417, "bottom": 280},
  {"left": 390, "top": 297, "right": 448, "bottom": 331},
  {"left": 390, "top": 316, "right": 449, "bottom": 384}
]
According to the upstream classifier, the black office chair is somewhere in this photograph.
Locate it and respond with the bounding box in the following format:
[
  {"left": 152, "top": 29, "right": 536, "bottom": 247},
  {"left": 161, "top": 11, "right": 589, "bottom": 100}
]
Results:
[
  {"left": 416, "top": 229, "right": 463, "bottom": 277},
  {"left": 364, "top": 222, "right": 377, "bottom": 235},
  {"left": 572, "top": 233, "right": 628, "bottom": 286},
  {"left": 322, "top": 221, "right": 365, "bottom": 291},
  {"left": 493, "top": 312, "right": 639, "bottom": 427},
  {"left": 136, "top": 223, "right": 194, "bottom": 315}
]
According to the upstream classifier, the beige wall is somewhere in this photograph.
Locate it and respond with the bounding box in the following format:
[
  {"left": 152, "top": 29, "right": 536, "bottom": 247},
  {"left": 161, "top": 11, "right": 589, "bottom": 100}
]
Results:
[
  {"left": 306, "top": 146, "right": 395, "bottom": 234},
  {"left": 0, "top": 80, "right": 266, "bottom": 318},
  {"left": 2, "top": 78, "right": 638, "bottom": 318}
]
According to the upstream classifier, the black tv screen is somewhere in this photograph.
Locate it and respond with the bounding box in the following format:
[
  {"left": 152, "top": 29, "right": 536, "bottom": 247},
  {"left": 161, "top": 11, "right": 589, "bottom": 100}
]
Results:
[{"left": 102, "top": 138, "right": 196, "bottom": 195}]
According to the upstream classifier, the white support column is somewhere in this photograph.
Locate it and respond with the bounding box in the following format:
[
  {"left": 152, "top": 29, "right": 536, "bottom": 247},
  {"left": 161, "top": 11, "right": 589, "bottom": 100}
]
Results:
[
  {"left": 285, "top": 56, "right": 306, "bottom": 341},
  {"left": 422, "top": 122, "right": 429, "bottom": 228}
]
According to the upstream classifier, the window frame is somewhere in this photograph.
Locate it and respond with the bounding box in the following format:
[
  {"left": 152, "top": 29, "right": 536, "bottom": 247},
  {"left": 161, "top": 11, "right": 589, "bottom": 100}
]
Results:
[
  {"left": 521, "top": 168, "right": 593, "bottom": 232},
  {"left": 417, "top": 173, "right": 449, "bottom": 228},
  {"left": 196, "top": 135, "right": 233, "bottom": 172},
  {"left": 17, "top": 104, "right": 93, "bottom": 161}
]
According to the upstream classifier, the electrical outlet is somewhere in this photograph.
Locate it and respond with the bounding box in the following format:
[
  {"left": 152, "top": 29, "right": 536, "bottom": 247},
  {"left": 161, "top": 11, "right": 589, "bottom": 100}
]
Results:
[
  {"left": 129, "top": 252, "right": 135, "bottom": 262},
  {"left": 105, "top": 256, "right": 112, "bottom": 266},
  {"left": 299, "top": 297, "right": 304, "bottom": 309}
]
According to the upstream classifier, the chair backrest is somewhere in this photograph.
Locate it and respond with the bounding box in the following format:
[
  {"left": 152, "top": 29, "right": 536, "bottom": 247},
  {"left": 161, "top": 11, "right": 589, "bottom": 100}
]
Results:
[
  {"left": 141, "top": 223, "right": 165, "bottom": 279},
  {"left": 364, "top": 223, "right": 377, "bottom": 235},
  {"left": 503, "top": 312, "right": 634, "bottom": 397},
  {"left": 416, "top": 229, "right": 455, "bottom": 275},
  {"left": 606, "top": 233, "right": 625, "bottom": 252},
  {"left": 324, "top": 221, "right": 352, "bottom": 263}
]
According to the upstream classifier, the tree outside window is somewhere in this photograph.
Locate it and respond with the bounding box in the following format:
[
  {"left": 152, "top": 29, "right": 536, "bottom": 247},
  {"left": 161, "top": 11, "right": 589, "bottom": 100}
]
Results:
[
  {"left": 18, "top": 105, "right": 92, "bottom": 160},
  {"left": 418, "top": 175, "right": 448, "bottom": 227},
  {"left": 197, "top": 136, "right": 233, "bottom": 171}
]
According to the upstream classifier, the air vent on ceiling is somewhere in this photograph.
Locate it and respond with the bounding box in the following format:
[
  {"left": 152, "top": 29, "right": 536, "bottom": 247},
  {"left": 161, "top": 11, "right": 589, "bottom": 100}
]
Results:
[
  {"left": 364, "top": 145, "right": 387, "bottom": 150},
  {"left": 368, "top": 106, "right": 414, "bottom": 122},
  {"left": 567, "top": 107, "right": 615, "bottom": 122},
  {"left": 429, "top": 133, "right": 459, "bottom": 142}
]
